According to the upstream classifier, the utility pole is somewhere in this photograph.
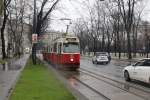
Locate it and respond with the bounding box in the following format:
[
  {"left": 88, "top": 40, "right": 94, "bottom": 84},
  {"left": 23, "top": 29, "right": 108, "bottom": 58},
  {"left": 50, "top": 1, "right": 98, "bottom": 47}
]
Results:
[
  {"left": 32, "top": 0, "right": 37, "bottom": 64},
  {"left": 33, "top": 0, "right": 36, "bottom": 32},
  {"left": 60, "top": 18, "right": 71, "bottom": 34},
  {"left": 66, "top": 25, "right": 69, "bottom": 34}
]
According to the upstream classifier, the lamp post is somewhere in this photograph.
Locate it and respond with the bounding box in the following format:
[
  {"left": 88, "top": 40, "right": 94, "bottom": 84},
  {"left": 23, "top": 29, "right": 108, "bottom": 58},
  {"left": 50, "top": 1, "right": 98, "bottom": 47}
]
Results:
[{"left": 32, "top": 0, "right": 37, "bottom": 64}]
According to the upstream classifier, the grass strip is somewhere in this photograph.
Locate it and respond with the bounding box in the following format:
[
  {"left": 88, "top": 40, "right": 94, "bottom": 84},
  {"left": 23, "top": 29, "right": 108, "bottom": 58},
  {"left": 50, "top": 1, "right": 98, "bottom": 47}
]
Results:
[{"left": 10, "top": 58, "right": 76, "bottom": 100}]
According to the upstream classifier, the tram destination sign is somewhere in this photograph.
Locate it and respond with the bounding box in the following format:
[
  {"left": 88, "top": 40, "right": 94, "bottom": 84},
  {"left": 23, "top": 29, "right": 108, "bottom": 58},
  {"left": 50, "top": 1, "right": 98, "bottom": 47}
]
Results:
[{"left": 66, "top": 38, "right": 77, "bottom": 42}]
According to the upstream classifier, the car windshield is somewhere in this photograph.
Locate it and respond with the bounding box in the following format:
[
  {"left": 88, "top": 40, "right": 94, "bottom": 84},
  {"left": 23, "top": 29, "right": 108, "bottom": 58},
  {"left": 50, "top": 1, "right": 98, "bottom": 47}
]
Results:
[
  {"left": 96, "top": 54, "right": 107, "bottom": 57},
  {"left": 63, "top": 43, "right": 80, "bottom": 53},
  {"left": 135, "top": 59, "right": 150, "bottom": 66},
  {"left": 142, "top": 59, "right": 150, "bottom": 66},
  {"left": 96, "top": 52, "right": 108, "bottom": 56}
]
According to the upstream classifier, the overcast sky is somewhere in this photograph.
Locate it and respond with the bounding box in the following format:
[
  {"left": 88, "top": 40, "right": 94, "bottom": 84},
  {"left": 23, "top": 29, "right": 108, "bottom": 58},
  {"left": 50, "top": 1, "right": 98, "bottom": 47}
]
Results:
[{"left": 49, "top": 0, "right": 150, "bottom": 32}]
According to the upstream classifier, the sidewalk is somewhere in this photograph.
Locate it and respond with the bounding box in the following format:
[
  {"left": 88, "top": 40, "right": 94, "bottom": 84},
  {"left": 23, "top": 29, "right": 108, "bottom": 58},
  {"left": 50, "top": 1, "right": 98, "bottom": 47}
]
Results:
[{"left": 0, "top": 55, "right": 29, "bottom": 100}]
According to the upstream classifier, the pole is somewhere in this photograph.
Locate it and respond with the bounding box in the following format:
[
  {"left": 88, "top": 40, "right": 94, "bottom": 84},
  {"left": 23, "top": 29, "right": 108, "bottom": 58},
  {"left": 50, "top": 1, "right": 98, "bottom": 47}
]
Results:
[
  {"left": 33, "top": 0, "right": 36, "bottom": 33},
  {"left": 32, "top": 0, "right": 37, "bottom": 64},
  {"left": 66, "top": 25, "right": 69, "bottom": 34}
]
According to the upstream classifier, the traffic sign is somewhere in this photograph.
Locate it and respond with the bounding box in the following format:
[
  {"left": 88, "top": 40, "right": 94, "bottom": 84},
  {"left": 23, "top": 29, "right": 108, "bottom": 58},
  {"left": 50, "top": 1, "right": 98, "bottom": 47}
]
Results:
[{"left": 32, "top": 34, "right": 38, "bottom": 43}]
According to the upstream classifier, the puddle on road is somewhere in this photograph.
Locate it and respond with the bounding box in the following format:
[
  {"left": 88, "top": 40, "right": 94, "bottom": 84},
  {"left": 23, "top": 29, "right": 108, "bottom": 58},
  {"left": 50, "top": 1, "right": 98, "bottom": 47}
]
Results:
[
  {"left": 0, "top": 62, "right": 21, "bottom": 71},
  {"left": 113, "top": 60, "right": 136, "bottom": 67},
  {"left": 68, "top": 76, "right": 79, "bottom": 88},
  {"left": 123, "top": 84, "right": 130, "bottom": 90},
  {"left": 57, "top": 68, "right": 80, "bottom": 88}
]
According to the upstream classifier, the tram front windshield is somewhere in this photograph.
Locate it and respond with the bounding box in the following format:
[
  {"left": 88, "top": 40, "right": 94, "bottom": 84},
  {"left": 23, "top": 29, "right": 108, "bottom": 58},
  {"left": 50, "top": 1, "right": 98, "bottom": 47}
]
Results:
[{"left": 63, "top": 43, "right": 80, "bottom": 53}]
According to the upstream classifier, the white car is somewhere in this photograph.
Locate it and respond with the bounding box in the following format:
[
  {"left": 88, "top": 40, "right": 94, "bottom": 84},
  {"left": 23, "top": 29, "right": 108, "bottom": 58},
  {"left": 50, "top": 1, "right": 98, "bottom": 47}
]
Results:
[{"left": 123, "top": 58, "right": 150, "bottom": 84}]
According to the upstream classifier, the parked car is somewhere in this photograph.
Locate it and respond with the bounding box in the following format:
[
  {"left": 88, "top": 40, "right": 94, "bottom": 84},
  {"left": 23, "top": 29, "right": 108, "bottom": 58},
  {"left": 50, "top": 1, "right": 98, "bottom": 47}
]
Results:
[
  {"left": 123, "top": 58, "right": 150, "bottom": 84},
  {"left": 92, "top": 52, "right": 111, "bottom": 64}
]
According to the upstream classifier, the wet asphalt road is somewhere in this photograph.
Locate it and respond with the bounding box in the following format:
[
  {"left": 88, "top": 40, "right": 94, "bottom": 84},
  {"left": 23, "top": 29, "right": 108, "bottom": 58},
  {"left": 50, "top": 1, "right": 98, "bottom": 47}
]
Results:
[
  {"left": 80, "top": 57, "right": 150, "bottom": 88},
  {"left": 80, "top": 58, "right": 128, "bottom": 79},
  {"left": 57, "top": 57, "right": 150, "bottom": 100}
]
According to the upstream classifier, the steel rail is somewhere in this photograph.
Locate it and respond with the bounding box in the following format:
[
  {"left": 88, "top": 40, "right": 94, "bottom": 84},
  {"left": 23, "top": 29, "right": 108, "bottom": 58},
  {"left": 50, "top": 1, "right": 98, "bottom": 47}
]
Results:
[
  {"left": 72, "top": 76, "right": 111, "bottom": 100},
  {"left": 79, "top": 68, "right": 150, "bottom": 100}
]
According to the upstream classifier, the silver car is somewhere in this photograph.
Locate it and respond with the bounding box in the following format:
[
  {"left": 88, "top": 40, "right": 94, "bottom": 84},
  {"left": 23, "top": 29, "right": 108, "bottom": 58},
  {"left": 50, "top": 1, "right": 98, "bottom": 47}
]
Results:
[{"left": 92, "top": 52, "right": 110, "bottom": 64}]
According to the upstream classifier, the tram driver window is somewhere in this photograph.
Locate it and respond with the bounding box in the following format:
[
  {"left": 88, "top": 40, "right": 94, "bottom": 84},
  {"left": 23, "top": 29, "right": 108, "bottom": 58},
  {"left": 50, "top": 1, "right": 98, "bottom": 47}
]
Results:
[{"left": 63, "top": 43, "right": 80, "bottom": 53}]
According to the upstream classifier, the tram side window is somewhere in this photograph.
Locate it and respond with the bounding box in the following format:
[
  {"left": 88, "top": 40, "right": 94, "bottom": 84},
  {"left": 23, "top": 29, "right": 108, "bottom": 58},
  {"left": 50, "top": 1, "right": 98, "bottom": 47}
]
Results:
[
  {"left": 54, "top": 43, "right": 57, "bottom": 52},
  {"left": 47, "top": 47, "right": 48, "bottom": 52},
  {"left": 47, "top": 47, "right": 49, "bottom": 53},
  {"left": 51, "top": 48, "right": 53, "bottom": 52},
  {"left": 48, "top": 47, "right": 50, "bottom": 53},
  {"left": 58, "top": 43, "right": 62, "bottom": 54}
]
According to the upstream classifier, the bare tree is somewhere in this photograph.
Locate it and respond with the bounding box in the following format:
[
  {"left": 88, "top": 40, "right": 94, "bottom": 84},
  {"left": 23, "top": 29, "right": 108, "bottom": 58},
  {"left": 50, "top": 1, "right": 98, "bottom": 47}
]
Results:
[
  {"left": 32, "top": 0, "right": 60, "bottom": 64},
  {"left": 142, "top": 21, "right": 150, "bottom": 58},
  {"left": 1, "top": 0, "right": 11, "bottom": 59},
  {"left": 8, "top": 0, "right": 26, "bottom": 57},
  {"left": 132, "top": 2, "right": 145, "bottom": 57},
  {"left": 73, "top": 0, "right": 146, "bottom": 59},
  {"left": 116, "top": 0, "right": 136, "bottom": 59},
  {"left": 36, "top": 0, "right": 60, "bottom": 36}
]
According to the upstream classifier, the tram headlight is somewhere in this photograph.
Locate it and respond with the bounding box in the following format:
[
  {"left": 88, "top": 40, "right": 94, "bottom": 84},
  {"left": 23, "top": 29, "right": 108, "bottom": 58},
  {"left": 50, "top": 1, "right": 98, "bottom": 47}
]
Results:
[{"left": 70, "top": 58, "right": 74, "bottom": 61}]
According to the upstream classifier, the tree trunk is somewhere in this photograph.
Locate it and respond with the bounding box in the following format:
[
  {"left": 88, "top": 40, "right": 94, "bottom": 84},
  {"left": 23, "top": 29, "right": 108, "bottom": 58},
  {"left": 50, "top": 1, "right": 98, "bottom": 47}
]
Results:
[
  {"left": 102, "top": 30, "right": 105, "bottom": 52},
  {"left": 114, "top": 36, "right": 117, "bottom": 57},
  {"left": 117, "top": 15, "right": 121, "bottom": 59},
  {"left": 32, "top": 43, "right": 37, "bottom": 64},
  {"left": 93, "top": 38, "right": 96, "bottom": 55},
  {"left": 1, "top": 15, "right": 7, "bottom": 59},
  {"left": 117, "top": 32, "right": 121, "bottom": 59},
  {"left": 107, "top": 33, "right": 110, "bottom": 53},
  {"left": 127, "top": 31, "right": 132, "bottom": 59}
]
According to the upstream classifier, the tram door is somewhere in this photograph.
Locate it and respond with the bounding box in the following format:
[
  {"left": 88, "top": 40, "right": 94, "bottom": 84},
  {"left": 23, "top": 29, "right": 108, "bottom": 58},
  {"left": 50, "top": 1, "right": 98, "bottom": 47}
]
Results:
[{"left": 57, "top": 42, "right": 62, "bottom": 64}]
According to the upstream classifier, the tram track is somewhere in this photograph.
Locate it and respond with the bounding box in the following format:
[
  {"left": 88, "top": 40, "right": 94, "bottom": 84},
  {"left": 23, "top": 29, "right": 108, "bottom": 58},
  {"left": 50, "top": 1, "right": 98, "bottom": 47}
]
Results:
[
  {"left": 43, "top": 57, "right": 150, "bottom": 100},
  {"left": 80, "top": 63, "right": 150, "bottom": 91},
  {"left": 79, "top": 66, "right": 150, "bottom": 92},
  {"left": 45, "top": 58, "right": 150, "bottom": 100},
  {"left": 56, "top": 68, "right": 111, "bottom": 100},
  {"left": 72, "top": 76, "right": 111, "bottom": 100},
  {"left": 79, "top": 67, "right": 150, "bottom": 100}
]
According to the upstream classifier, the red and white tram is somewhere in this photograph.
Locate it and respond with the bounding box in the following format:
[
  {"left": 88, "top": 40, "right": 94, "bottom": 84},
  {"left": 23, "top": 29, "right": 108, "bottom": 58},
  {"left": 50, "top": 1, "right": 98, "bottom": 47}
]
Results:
[{"left": 43, "top": 36, "right": 80, "bottom": 70}]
